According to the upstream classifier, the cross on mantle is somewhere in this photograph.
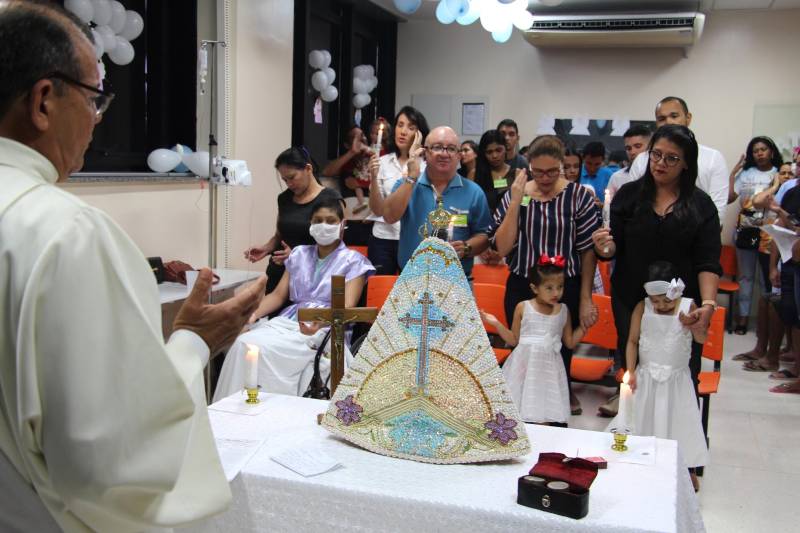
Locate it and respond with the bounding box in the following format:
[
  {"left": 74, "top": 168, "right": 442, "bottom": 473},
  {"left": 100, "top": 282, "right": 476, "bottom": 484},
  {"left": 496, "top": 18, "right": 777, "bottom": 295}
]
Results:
[
  {"left": 398, "top": 291, "right": 454, "bottom": 395},
  {"left": 297, "top": 275, "right": 377, "bottom": 397}
]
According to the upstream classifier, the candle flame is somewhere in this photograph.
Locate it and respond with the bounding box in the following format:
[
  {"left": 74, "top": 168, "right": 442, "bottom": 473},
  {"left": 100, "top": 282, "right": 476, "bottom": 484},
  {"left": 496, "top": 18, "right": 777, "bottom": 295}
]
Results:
[
  {"left": 245, "top": 343, "right": 259, "bottom": 359},
  {"left": 622, "top": 370, "right": 630, "bottom": 384}
]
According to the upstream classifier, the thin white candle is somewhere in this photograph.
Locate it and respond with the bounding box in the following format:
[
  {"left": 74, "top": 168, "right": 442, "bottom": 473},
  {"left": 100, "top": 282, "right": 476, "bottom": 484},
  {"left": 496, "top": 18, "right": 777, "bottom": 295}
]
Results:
[
  {"left": 374, "top": 123, "right": 384, "bottom": 154},
  {"left": 618, "top": 370, "right": 632, "bottom": 432},
  {"left": 447, "top": 215, "right": 455, "bottom": 242},
  {"left": 602, "top": 188, "right": 612, "bottom": 254},
  {"left": 244, "top": 343, "right": 259, "bottom": 390}
]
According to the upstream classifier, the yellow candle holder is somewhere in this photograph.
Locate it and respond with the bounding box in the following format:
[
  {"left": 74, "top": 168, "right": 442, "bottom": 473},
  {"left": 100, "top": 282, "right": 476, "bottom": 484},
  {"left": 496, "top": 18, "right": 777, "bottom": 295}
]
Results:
[
  {"left": 245, "top": 387, "right": 260, "bottom": 404},
  {"left": 611, "top": 431, "right": 628, "bottom": 452}
]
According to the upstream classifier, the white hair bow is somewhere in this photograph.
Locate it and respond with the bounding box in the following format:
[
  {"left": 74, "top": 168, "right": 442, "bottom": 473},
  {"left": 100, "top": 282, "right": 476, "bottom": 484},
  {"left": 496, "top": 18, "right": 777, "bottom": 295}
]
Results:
[{"left": 666, "top": 278, "right": 685, "bottom": 301}]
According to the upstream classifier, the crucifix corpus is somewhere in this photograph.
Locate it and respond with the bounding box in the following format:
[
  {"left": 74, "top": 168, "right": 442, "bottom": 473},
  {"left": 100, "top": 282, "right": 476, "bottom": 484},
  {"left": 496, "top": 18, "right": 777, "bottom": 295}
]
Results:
[{"left": 297, "top": 275, "right": 377, "bottom": 399}]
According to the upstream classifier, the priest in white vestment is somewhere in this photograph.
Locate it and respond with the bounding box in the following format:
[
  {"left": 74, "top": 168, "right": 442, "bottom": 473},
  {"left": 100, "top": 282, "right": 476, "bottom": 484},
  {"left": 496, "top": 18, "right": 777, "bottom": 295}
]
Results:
[
  {"left": 214, "top": 197, "right": 375, "bottom": 400},
  {"left": 0, "top": 4, "right": 265, "bottom": 531}
]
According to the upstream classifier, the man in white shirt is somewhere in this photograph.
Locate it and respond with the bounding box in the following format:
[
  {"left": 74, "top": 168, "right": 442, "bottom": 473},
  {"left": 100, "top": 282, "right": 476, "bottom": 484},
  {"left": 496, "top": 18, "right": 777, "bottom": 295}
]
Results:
[
  {"left": 606, "top": 124, "right": 652, "bottom": 196},
  {"left": 0, "top": 3, "right": 265, "bottom": 531},
  {"left": 627, "top": 96, "right": 729, "bottom": 217}
]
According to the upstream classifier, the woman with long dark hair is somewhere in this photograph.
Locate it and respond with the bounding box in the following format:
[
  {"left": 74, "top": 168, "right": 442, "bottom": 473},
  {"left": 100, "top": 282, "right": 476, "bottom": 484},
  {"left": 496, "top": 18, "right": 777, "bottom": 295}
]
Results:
[
  {"left": 458, "top": 140, "right": 478, "bottom": 181},
  {"left": 727, "top": 136, "right": 783, "bottom": 337},
  {"left": 593, "top": 125, "right": 722, "bottom": 399},
  {"left": 474, "top": 129, "right": 514, "bottom": 213},
  {"left": 367, "top": 106, "right": 429, "bottom": 274},
  {"left": 244, "top": 147, "right": 342, "bottom": 294}
]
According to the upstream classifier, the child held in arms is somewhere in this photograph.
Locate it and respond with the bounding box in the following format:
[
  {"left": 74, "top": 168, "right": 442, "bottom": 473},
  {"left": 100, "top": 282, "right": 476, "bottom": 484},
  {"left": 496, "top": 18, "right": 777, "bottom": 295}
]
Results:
[
  {"left": 611, "top": 260, "right": 709, "bottom": 491},
  {"left": 481, "top": 256, "right": 586, "bottom": 426}
]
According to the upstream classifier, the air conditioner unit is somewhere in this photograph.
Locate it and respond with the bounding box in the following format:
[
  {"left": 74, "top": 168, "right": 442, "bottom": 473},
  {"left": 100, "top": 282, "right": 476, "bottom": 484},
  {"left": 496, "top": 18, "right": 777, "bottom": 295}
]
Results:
[{"left": 524, "top": 12, "right": 705, "bottom": 49}]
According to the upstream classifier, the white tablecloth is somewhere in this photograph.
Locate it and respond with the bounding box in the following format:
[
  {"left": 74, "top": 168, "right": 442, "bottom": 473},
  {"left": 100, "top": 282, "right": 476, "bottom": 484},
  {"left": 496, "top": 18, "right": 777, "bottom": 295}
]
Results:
[
  {"left": 159, "top": 269, "right": 259, "bottom": 304},
  {"left": 182, "top": 395, "right": 705, "bottom": 533}
]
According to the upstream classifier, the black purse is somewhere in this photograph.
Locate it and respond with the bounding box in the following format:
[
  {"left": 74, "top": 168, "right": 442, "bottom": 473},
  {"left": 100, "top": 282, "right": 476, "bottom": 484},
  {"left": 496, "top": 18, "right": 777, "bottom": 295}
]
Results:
[{"left": 735, "top": 226, "right": 760, "bottom": 250}]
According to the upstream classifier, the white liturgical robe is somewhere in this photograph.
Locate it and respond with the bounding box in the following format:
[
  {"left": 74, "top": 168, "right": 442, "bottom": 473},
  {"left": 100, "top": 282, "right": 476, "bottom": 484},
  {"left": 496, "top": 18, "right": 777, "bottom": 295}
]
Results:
[{"left": 0, "top": 138, "right": 230, "bottom": 532}]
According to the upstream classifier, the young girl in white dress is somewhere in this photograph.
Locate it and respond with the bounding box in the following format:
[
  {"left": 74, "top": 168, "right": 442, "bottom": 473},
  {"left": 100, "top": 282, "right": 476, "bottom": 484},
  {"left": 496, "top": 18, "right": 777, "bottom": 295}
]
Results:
[
  {"left": 481, "top": 256, "right": 586, "bottom": 426},
  {"left": 612, "top": 260, "right": 709, "bottom": 490}
]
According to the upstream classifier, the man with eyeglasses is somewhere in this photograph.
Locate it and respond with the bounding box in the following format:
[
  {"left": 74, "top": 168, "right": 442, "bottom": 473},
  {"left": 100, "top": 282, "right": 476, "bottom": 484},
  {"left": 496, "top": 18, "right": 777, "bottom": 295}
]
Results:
[
  {"left": 0, "top": 3, "right": 266, "bottom": 531},
  {"left": 382, "top": 126, "right": 491, "bottom": 278},
  {"left": 627, "top": 96, "right": 729, "bottom": 217}
]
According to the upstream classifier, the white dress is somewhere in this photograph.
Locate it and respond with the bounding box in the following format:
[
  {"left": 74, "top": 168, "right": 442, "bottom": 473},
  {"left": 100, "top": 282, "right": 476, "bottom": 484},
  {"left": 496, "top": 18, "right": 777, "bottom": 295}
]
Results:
[
  {"left": 502, "top": 302, "right": 570, "bottom": 424},
  {"left": 628, "top": 298, "right": 709, "bottom": 468}
]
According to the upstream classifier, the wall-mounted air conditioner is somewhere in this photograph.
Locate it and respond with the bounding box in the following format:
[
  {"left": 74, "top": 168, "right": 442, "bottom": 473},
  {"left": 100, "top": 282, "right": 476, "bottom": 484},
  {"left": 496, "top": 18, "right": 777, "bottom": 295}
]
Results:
[{"left": 524, "top": 12, "right": 705, "bottom": 49}]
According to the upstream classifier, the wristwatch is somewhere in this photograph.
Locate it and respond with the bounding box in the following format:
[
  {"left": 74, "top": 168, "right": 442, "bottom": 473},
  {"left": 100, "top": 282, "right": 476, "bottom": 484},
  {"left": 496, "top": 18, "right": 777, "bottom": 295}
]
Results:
[
  {"left": 700, "top": 300, "right": 718, "bottom": 310},
  {"left": 463, "top": 242, "right": 472, "bottom": 258}
]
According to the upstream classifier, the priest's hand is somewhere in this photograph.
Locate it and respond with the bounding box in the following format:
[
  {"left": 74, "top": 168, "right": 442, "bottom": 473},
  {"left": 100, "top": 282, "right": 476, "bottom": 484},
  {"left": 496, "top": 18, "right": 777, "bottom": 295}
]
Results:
[{"left": 173, "top": 268, "right": 267, "bottom": 354}]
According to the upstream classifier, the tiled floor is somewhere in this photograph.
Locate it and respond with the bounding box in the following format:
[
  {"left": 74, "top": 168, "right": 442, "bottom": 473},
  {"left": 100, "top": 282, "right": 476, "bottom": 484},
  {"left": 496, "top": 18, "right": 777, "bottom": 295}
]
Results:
[{"left": 569, "top": 331, "right": 800, "bottom": 532}]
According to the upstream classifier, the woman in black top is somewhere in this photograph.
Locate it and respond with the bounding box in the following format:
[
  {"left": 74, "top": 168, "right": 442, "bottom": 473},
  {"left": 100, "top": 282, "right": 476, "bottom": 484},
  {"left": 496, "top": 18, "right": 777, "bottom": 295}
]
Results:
[
  {"left": 475, "top": 129, "right": 514, "bottom": 213},
  {"left": 592, "top": 125, "right": 722, "bottom": 388},
  {"left": 244, "top": 147, "right": 342, "bottom": 294}
]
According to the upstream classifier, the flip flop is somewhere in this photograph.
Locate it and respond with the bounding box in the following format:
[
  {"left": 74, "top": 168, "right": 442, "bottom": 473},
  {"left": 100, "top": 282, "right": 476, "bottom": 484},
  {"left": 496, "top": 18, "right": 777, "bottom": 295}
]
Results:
[
  {"left": 732, "top": 352, "right": 759, "bottom": 362},
  {"left": 780, "top": 352, "right": 797, "bottom": 363},
  {"left": 769, "top": 382, "right": 800, "bottom": 394},
  {"left": 769, "top": 369, "right": 799, "bottom": 380},
  {"left": 742, "top": 361, "right": 778, "bottom": 372}
]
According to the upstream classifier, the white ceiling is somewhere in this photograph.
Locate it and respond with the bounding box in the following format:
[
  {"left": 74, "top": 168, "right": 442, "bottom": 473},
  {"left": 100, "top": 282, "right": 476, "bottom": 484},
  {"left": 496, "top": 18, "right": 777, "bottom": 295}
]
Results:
[{"left": 370, "top": 0, "right": 800, "bottom": 20}]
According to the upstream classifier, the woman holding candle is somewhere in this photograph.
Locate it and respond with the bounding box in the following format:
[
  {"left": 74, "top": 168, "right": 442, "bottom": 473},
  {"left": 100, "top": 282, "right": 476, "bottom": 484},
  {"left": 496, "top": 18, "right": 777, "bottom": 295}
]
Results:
[
  {"left": 491, "top": 135, "right": 601, "bottom": 415},
  {"left": 592, "top": 125, "right": 722, "bottom": 402},
  {"left": 369, "top": 117, "right": 390, "bottom": 155},
  {"left": 609, "top": 260, "right": 709, "bottom": 490},
  {"left": 367, "top": 106, "right": 429, "bottom": 274},
  {"left": 215, "top": 196, "right": 375, "bottom": 400}
]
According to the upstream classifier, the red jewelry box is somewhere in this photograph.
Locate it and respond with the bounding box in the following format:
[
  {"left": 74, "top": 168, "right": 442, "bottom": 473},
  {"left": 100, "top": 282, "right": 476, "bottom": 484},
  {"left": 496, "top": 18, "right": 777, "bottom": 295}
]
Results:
[{"left": 517, "top": 452, "right": 600, "bottom": 519}]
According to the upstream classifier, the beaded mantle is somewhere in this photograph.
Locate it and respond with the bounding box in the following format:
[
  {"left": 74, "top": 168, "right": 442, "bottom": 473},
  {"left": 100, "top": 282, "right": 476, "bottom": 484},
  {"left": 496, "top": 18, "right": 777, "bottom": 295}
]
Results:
[{"left": 322, "top": 237, "right": 530, "bottom": 463}]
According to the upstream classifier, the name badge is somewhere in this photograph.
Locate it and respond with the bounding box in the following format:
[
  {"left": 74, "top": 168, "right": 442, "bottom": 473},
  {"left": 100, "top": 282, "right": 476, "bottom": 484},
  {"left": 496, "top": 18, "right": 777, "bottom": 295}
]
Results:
[
  {"left": 451, "top": 214, "right": 468, "bottom": 227},
  {"left": 493, "top": 178, "right": 507, "bottom": 189},
  {"left": 521, "top": 195, "right": 531, "bottom": 207}
]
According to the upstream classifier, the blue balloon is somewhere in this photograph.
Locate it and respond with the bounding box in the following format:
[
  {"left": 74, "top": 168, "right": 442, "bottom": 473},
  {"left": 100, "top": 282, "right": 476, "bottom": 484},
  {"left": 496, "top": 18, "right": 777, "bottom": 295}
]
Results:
[
  {"left": 171, "top": 144, "right": 193, "bottom": 172},
  {"left": 492, "top": 24, "right": 513, "bottom": 43},
  {"left": 595, "top": 119, "right": 608, "bottom": 129},
  {"left": 435, "top": 1, "right": 456, "bottom": 24},
  {"left": 393, "top": 0, "right": 421, "bottom": 15},
  {"left": 456, "top": 0, "right": 481, "bottom": 25},
  {"left": 445, "top": 0, "right": 469, "bottom": 17}
]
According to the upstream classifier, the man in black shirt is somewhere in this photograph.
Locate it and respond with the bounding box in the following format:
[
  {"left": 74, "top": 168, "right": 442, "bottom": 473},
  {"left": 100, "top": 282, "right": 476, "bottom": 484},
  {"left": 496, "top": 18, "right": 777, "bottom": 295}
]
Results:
[{"left": 497, "top": 118, "right": 528, "bottom": 171}]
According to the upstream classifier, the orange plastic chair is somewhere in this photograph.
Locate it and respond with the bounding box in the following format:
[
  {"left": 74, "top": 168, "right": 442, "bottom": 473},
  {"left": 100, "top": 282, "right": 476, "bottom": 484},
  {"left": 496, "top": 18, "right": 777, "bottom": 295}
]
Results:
[
  {"left": 474, "top": 282, "right": 508, "bottom": 334},
  {"left": 366, "top": 275, "right": 398, "bottom": 311},
  {"left": 571, "top": 293, "right": 617, "bottom": 385},
  {"left": 347, "top": 245, "right": 369, "bottom": 258},
  {"left": 472, "top": 263, "right": 510, "bottom": 286},
  {"left": 597, "top": 260, "right": 612, "bottom": 295},
  {"left": 494, "top": 347, "right": 511, "bottom": 365},
  {"left": 697, "top": 306, "right": 726, "bottom": 476},
  {"left": 718, "top": 246, "right": 739, "bottom": 333}
]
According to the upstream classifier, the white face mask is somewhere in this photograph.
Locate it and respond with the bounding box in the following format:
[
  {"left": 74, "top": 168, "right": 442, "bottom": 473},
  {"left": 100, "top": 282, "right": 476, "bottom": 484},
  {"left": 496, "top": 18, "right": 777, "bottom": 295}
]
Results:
[{"left": 309, "top": 222, "right": 342, "bottom": 246}]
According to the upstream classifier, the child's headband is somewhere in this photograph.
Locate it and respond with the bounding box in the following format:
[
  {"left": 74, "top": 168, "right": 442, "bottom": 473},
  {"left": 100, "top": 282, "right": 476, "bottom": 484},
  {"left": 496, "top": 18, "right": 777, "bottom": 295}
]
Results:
[{"left": 644, "top": 278, "right": 685, "bottom": 300}]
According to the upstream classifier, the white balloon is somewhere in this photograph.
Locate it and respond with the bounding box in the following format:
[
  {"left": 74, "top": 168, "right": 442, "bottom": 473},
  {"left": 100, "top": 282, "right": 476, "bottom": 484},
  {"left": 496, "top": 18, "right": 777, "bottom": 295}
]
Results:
[
  {"left": 322, "top": 67, "right": 336, "bottom": 85},
  {"left": 108, "top": 36, "right": 134, "bottom": 65},
  {"left": 513, "top": 8, "right": 534, "bottom": 30},
  {"left": 364, "top": 65, "right": 375, "bottom": 77},
  {"left": 91, "top": 28, "right": 104, "bottom": 59},
  {"left": 147, "top": 149, "right": 181, "bottom": 173},
  {"left": 96, "top": 25, "right": 117, "bottom": 52},
  {"left": 366, "top": 76, "right": 379, "bottom": 92},
  {"left": 120, "top": 10, "right": 144, "bottom": 41},
  {"left": 320, "top": 50, "right": 331, "bottom": 68},
  {"left": 109, "top": 1, "right": 126, "bottom": 34},
  {"left": 352, "top": 77, "right": 367, "bottom": 94},
  {"left": 311, "top": 71, "right": 329, "bottom": 91},
  {"left": 321, "top": 85, "right": 338, "bottom": 102},
  {"left": 91, "top": 0, "right": 112, "bottom": 26},
  {"left": 308, "top": 50, "right": 324, "bottom": 69},
  {"left": 183, "top": 151, "right": 211, "bottom": 177},
  {"left": 480, "top": 3, "right": 506, "bottom": 33},
  {"left": 354, "top": 65, "right": 372, "bottom": 80},
  {"left": 353, "top": 93, "right": 371, "bottom": 109},
  {"left": 65, "top": 0, "right": 93, "bottom": 24}
]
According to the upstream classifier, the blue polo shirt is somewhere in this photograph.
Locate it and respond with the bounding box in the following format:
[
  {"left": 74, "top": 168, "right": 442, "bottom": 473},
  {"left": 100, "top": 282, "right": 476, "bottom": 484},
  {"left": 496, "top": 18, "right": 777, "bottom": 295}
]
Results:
[
  {"left": 580, "top": 166, "right": 614, "bottom": 203},
  {"left": 392, "top": 171, "right": 491, "bottom": 277}
]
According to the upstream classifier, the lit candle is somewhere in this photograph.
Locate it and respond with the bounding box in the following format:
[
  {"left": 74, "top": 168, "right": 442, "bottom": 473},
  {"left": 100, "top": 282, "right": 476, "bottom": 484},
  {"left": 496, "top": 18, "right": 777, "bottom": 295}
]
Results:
[
  {"left": 447, "top": 215, "right": 455, "bottom": 242},
  {"left": 244, "top": 343, "right": 259, "bottom": 390},
  {"left": 617, "top": 370, "right": 633, "bottom": 432},
  {"left": 602, "top": 188, "right": 612, "bottom": 254},
  {"left": 374, "top": 123, "right": 384, "bottom": 154}
]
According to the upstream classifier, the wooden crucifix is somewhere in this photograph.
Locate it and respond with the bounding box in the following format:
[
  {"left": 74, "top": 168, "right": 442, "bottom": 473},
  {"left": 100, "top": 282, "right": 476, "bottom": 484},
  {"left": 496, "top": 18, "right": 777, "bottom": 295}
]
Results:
[{"left": 297, "top": 275, "right": 377, "bottom": 398}]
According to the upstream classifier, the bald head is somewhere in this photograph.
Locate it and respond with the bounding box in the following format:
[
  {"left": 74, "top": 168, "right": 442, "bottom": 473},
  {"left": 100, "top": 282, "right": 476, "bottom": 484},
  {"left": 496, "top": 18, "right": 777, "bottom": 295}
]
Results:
[
  {"left": 424, "top": 126, "right": 461, "bottom": 182},
  {"left": 425, "top": 126, "right": 459, "bottom": 147}
]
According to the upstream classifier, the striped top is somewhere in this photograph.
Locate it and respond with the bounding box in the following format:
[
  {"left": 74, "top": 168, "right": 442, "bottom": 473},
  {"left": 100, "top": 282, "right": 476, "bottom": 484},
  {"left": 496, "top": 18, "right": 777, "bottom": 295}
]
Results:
[{"left": 489, "top": 182, "right": 601, "bottom": 279}]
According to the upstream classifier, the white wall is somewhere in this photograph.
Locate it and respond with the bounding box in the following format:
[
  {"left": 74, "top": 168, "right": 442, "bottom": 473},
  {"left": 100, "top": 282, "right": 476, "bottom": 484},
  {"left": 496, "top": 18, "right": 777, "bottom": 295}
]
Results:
[
  {"left": 61, "top": 0, "right": 292, "bottom": 271},
  {"left": 395, "top": 9, "right": 800, "bottom": 168}
]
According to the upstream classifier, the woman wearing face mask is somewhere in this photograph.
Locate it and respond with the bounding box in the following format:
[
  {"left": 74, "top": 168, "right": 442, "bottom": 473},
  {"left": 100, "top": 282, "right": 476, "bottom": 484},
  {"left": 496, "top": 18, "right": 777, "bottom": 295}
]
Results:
[
  {"left": 214, "top": 196, "right": 375, "bottom": 400},
  {"left": 243, "top": 147, "right": 342, "bottom": 296},
  {"left": 367, "top": 106, "right": 430, "bottom": 274}
]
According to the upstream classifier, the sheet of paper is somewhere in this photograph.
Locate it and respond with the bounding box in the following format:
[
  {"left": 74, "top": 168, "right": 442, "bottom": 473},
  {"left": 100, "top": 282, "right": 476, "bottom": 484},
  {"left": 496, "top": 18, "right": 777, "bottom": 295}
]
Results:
[
  {"left": 270, "top": 447, "right": 342, "bottom": 477},
  {"left": 762, "top": 224, "right": 799, "bottom": 263},
  {"left": 216, "top": 437, "right": 267, "bottom": 481},
  {"left": 579, "top": 435, "right": 656, "bottom": 466},
  {"left": 461, "top": 103, "right": 485, "bottom": 136},
  {"left": 208, "top": 391, "right": 271, "bottom": 416}
]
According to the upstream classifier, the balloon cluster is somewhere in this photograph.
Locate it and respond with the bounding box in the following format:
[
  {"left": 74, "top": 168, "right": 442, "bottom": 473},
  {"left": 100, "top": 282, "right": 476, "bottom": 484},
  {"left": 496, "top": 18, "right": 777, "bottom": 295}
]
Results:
[
  {"left": 147, "top": 146, "right": 210, "bottom": 177},
  {"left": 352, "top": 65, "right": 378, "bottom": 110},
  {"left": 308, "top": 50, "right": 338, "bottom": 103},
  {"left": 65, "top": 0, "right": 143, "bottom": 66}
]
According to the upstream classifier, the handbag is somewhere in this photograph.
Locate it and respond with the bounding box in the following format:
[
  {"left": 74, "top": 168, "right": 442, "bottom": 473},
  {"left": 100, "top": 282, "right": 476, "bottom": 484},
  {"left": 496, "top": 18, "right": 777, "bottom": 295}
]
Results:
[{"left": 735, "top": 226, "right": 760, "bottom": 250}]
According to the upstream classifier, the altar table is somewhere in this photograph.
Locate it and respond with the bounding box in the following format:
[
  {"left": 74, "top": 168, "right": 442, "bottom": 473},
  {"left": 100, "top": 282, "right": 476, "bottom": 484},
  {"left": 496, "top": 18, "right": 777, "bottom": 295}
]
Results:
[{"left": 182, "top": 394, "right": 705, "bottom": 533}]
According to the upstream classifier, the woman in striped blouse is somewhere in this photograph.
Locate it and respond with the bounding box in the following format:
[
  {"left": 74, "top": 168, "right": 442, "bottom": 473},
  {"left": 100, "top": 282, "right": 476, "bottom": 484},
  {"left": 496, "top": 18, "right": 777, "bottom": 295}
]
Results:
[{"left": 491, "top": 136, "right": 601, "bottom": 415}]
